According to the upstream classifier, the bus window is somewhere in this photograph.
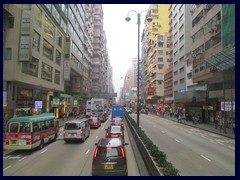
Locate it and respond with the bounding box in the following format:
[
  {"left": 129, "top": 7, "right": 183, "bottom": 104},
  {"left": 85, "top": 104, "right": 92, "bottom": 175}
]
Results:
[
  {"left": 41, "top": 121, "right": 47, "bottom": 130},
  {"left": 48, "top": 120, "right": 54, "bottom": 128},
  {"left": 20, "top": 122, "right": 30, "bottom": 132},
  {"left": 10, "top": 123, "right": 19, "bottom": 132},
  {"left": 33, "top": 122, "right": 41, "bottom": 132}
]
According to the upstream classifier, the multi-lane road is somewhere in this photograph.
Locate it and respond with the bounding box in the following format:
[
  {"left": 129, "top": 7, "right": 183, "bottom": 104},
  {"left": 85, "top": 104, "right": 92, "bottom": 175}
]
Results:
[
  {"left": 3, "top": 114, "right": 235, "bottom": 176},
  {"left": 3, "top": 117, "right": 140, "bottom": 176},
  {"left": 130, "top": 113, "right": 235, "bottom": 176}
]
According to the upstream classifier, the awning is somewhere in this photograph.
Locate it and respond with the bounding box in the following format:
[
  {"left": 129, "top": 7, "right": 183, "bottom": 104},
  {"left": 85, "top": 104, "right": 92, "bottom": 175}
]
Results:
[{"left": 206, "top": 46, "right": 235, "bottom": 71}]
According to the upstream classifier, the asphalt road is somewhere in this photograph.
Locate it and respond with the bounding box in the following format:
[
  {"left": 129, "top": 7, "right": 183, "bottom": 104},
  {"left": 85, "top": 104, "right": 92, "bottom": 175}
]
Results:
[
  {"left": 3, "top": 117, "right": 140, "bottom": 176},
  {"left": 130, "top": 113, "right": 235, "bottom": 176}
]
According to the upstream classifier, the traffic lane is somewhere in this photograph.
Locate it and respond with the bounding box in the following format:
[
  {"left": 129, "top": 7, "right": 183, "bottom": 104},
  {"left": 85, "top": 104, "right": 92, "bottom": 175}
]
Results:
[
  {"left": 80, "top": 118, "right": 140, "bottom": 176},
  {"left": 3, "top": 117, "right": 140, "bottom": 176},
  {"left": 3, "top": 119, "right": 109, "bottom": 176},
  {"left": 145, "top": 115, "right": 235, "bottom": 175},
  {"left": 130, "top": 114, "right": 235, "bottom": 176}
]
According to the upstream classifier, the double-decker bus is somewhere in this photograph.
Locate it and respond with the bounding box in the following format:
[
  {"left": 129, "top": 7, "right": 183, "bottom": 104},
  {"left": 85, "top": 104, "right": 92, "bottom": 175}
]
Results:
[{"left": 4, "top": 113, "right": 59, "bottom": 150}]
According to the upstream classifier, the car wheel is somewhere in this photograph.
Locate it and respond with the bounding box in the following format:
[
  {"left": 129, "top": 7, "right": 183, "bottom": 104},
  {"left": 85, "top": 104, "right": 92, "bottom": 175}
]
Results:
[
  {"left": 38, "top": 140, "right": 44, "bottom": 150},
  {"left": 82, "top": 135, "right": 86, "bottom": 142}
]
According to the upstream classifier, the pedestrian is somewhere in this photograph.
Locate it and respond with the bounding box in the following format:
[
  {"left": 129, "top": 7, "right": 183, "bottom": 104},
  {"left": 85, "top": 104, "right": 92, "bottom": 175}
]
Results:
[{"left": 214, "top": 117, "right": 218, "bottom": 129}]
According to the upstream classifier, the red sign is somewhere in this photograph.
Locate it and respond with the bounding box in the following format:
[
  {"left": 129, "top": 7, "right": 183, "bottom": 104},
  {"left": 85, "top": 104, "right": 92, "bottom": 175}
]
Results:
[{"left": 159, "top": 103, "right": 163, "bottom": 108}]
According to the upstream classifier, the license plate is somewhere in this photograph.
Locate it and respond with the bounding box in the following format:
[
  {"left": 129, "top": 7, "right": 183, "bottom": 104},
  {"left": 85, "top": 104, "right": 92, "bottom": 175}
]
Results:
[
  {"left": 70, "top": 134, "right": 76, "bottom": 136},
  {"left": 19, "top": 139, "right": 26, "bottom": 145},
  {"left": 104, "top": 164, "right": 114, "bottom": 169},
  {"left": 111, "top": 135, "right": 118, "bottom": 137}
]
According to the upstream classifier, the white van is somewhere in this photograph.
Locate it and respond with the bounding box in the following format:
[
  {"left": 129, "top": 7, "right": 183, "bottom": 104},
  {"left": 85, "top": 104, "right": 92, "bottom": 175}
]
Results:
[{"left": 63, "top": 119, "right": 90, "bottom": 143}]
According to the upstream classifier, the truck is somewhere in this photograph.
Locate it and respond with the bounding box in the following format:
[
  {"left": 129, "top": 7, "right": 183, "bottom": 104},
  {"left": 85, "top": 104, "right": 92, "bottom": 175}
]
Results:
[
  {"left": 111, "top": 105, "right": 124, "bottom": 118},
  {"left": 86, "top": 99, "right": 92, "bottom": 117}
]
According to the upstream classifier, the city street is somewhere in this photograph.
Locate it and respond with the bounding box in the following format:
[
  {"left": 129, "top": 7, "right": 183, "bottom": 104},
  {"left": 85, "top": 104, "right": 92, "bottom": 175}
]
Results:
[
  {"left": 3, "top": 117, "right": 140, "bottom": 176},
  {"left": 130, "top": 113, "right": 235, "bottom": 176}
]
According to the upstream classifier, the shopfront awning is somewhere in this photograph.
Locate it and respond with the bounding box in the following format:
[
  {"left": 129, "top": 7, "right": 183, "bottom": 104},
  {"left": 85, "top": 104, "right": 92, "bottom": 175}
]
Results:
[{"left": 206, "top": 46, "right": 235, "bottom": 71}]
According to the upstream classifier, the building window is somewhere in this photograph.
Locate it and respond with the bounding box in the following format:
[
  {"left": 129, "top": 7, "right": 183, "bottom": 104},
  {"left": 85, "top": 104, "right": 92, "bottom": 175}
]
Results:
[
  {"left": 174, "top": 70, "right": 178, "bottom": 76},
  {"left": 34, "top": 5, "right": 42, "bottom": 27},
  {"left": 187, "top": 72, "right": 192, "bottom": 79},
  {"left": 158, "top": 64, "right": 164, "bottom": 69},
  {"left": 55, "top": 50, "right": 61, "bottom": 66},
  {"left": 180, "top": 78, "right": 185, "bottom": 84},
  {"left": 44, "top": 16, "right": 55, "bottom": 40},
  {"left": 158, "top": 50, "right": 163, "bottom": 55},
  {"left": 54, "top": 69, "right": 60, "bottom": 84},
  {"left": 52, "top": 5, "right": 60, "bottom": 23},
  {"left": 174, "top": 51, "right": 178, "bottom": 56},
  {"left": 179, "top": 45, "right": 184, "bottom": 52},
  {"left": 43, "top": 39, "right": 54, "bottom": 60},
  {"left": 180, "top": 67, "right": 184, "bottom": 73},
  {"left": 158, "top": 57, "right": 163, "bottom": 62},
  {"left": 56, "top": 31, "right": 62, "bottom": 47},
  {"left": 174, "top": 61, "right": 178, "bottom": 66},
  {"left": 8, "top": 16, "right": 14, "bottom": 28},
  {"left": 22, "top": 57, "right": 39, "bottom": 77},
  {"left": 179, "top": 34, "right": 184, "bottom": 42},
  {"left": 5, "top": 48, "right": 12, "bottom": 60},
  {"left": 174, "top": 81, "right": 178, "bottom": 86},
  {"left": 179, "top": 24, "right": 184, "bottom": 32},
  {"left": 32, "top": 31, "right": 40, "bottom": 52},
  {"left": 41, "top": 62, "right": 53, "bottom": 82},
  {"left": 179, "top": 56, "right": 184, "bottom": 63}
]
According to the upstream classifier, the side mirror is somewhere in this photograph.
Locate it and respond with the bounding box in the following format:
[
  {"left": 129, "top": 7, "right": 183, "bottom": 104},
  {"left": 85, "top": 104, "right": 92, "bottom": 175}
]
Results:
[
  {"left": 95, "top": 143, "right": 98, "bottom": 145},
  {"left": 124, "top": 143, "right": 129, "bottom": 145}
]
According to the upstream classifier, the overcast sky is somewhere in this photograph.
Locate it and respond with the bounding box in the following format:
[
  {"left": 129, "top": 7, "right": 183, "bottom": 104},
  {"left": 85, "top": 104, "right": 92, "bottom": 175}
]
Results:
[{"left": 102, "top": 4, "right": 150, "bottom": 100}]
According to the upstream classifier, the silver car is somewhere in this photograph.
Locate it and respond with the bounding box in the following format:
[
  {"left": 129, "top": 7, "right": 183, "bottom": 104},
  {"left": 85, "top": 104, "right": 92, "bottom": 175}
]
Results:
[{"left": 63, "top": 119, "right": 90, "bottom": 143}]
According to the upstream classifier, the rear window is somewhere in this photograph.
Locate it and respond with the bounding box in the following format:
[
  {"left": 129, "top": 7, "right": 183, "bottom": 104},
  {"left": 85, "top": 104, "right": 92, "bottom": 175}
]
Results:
[
  {"left": 65, "top": 123, "right": 81, "bottom": 130},
  {"left": 110, "top": 126, "right": 121, "bottom": 132},
  {"left": 97, "top": 147, "right": 121, "bottom": 157},
  {"left": 112, "top": 118, "right": 122, "bottom": 123},
  {"left": 89, "top": 118, "right": 98, "bottom": 122}
]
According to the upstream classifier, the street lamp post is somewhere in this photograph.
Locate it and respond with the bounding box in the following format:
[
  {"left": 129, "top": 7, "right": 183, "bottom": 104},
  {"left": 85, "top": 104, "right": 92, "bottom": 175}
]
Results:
[{"left": 125, "top": 10, "right": 152, "bottom": 127}]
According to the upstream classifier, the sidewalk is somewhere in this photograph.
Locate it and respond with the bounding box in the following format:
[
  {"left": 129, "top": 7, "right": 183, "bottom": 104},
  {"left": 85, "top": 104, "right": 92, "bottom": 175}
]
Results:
[{"left": 163, "top": 115, "right": 235, "bottom": 139}]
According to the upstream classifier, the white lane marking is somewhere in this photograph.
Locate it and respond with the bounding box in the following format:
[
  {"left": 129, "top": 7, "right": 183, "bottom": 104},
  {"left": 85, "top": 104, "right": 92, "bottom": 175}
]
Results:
[
  {"left": 200, "top": 155, "right": 211, "bottom": 162},
  {"left": 18, "top": 157, "right": 26, "bottom": 162},
  {"left": 96, "top": 136, "right": 98, "bottom": 139},
  {"left": 228, "top": 146, "right": 235, "bottom": 151},
  {"left": 175, "top": 139, "right": 181, "bottom": 143},
  {"left": 40, "top": 149, "right": 47, "bottom": 154},
  {"left": 86, "top": 149, "right": 90, "bottom": 154},
  {"left": 9, "top": 156, "right": 21, "bottom": 159},
  {"left": 161, "top": 130, "right": 165, "bottom": 133},
  {"left": 102, "top": 125, "right": 105, "bottom": 129},
  {"left": 3, "top": 156, "right": 10, "bottom": 159},
  {"left": 3, "top": 165, "right": 11, "bottom": 171}
]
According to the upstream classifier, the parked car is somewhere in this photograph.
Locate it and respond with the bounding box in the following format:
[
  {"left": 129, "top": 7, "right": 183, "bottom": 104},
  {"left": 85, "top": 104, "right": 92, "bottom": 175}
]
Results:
[
  {"left": 63, "top": 119, "right": 90, "bottom": 143},
  {"left": 92, "top": 138, "right": 128, "bottom": 176},
  {"left": 111, "top": 117, "right": 124, "bottom": 128},
  {"left": 88, "top": 116, "right": 101, "bottom": 129},
  {"left": 105, "top": 126, "right": 124, "bottom": 140}
]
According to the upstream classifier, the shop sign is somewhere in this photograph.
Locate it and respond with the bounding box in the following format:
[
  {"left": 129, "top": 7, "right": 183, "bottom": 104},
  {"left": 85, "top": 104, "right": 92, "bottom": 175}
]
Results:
[
  {"left": 221, "top": 101, "right": 235, "bottom": 112},
  {"left": 53, "top": 98, "right": 60, "bottom": 107}
]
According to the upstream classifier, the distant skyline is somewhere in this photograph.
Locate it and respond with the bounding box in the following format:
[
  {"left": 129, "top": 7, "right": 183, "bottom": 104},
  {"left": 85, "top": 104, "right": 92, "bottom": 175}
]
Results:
[{"left": 102, "top": 4, "right": 150, "bottom": 100}]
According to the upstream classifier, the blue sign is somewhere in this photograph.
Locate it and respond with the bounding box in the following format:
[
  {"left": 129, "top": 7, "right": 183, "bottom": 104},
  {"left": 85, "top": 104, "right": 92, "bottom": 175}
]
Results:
[
  {"left": 35, "top": 100, "right": 42, "bottom": 109},
  {"left": 179, "top": 89, "right": 185, "bottom": 93}
]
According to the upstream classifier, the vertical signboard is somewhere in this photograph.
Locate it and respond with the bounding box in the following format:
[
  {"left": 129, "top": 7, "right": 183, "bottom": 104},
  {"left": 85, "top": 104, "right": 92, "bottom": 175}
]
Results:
[
  {"left": 53, "top": 92, "right": 60, "bottom": 107},
  {"left": 73, "top": 95, "right": 79, "bottom": 107},
  {"left": 19, "top": 5, "right": 31, "bottom": 61},
  {"left": 64, "top": 36, "right": 71, "bottom": 81}
]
